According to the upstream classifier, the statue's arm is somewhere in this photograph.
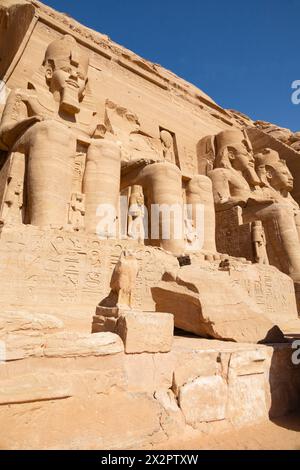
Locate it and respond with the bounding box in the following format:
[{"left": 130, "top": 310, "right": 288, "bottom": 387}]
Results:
[
  {"left": 0, "top": 90, "right": 42, "bottom": 150},
  {"left": 209, "top": 169, "right": 247, "bottom": 209}
]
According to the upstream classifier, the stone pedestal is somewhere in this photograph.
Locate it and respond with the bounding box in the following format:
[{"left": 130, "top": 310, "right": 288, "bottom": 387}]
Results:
[{"left": 93, "top": 306, "right": 174, "bottom": 354}]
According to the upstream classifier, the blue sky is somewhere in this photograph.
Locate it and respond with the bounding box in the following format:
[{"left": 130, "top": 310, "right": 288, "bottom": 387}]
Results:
[{"left": 43, "top": 0, "right": 300, "bottom": 131}]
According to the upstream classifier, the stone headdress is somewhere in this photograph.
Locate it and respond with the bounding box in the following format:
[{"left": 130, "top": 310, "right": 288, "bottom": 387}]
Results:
[{"left": 197, "top": 129, "right": 252, "bottom": 174}]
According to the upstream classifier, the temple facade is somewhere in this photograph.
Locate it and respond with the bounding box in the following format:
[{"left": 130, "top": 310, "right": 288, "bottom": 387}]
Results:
[{"left": 0, "top": 0, "right": 299, "bottom": 450}]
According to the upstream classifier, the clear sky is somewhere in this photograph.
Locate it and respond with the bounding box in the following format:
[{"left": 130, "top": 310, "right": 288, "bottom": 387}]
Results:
[{"left": 42, "top": 0, "right": 300, "bottom": 131}]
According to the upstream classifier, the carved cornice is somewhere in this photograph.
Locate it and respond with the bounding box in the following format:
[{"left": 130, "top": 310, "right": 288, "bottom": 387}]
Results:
[{"left": 21, "top": 0, "right": 234, "bottom": 125}]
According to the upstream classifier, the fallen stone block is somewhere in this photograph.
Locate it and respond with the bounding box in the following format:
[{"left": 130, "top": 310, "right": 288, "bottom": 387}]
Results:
[{"left": 152, "top": 266, "right": 284, "bottom": 343}]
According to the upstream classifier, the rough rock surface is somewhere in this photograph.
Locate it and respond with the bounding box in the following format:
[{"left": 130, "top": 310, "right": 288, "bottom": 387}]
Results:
[{"left": 152, "top": 266, "right": 284, "bottom": 343}]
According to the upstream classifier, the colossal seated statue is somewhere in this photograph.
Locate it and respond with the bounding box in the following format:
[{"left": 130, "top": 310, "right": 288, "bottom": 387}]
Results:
[
  {"left": 0, "top": 34, "right": 121, "bottom": 232},
  {"left": 254, "top": 148, "right": 300, "bottom": 276},
  {"left": 208, "top": 129, "right": 300, "bottom": 284}
]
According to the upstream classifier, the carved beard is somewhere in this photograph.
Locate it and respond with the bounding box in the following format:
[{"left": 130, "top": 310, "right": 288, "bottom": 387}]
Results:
[
  {"left": 60, "top": 84, "right": 80, "bottom": 115},
  {"left": 243, "top": 166, "right": 261, "bottom": 186}
]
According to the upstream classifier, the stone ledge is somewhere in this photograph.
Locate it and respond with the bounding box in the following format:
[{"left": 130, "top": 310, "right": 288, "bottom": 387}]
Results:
[{"left": 93, "top": 308, "right": 174, "bottom": 354}]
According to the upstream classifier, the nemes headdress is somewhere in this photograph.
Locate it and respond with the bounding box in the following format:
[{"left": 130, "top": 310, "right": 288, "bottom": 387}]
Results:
[
  {"left": 215, "top": 129, "right": 252, "bottom": 156},
  {"left": 255, "top": 148, "right": 285, "bottom": 168},
  {"left": 43, "top": 34, "right": 89, "bottom": 73}
]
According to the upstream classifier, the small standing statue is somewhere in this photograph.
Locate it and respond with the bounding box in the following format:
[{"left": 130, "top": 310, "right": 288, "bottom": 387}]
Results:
[
  {"left": 0, "top": 176, "right": 23, "bottom": 225},
  {"left": 252, "top": 220, "right": 269, "bottom": 265},
  {"left": 68, "top": 192, "right": 85, "bottom": 231},
  {"left": 183, "top": 207, "right": 200, "bottom": 251},
  {"left": 127, "top": 185, "right": 145, "bottom": 244},
  {"left": 160, "top": 130, "right": 175, "bottom": 164},
  {"left": 110, "top": 249, "right": 139, "bottom": 309}
]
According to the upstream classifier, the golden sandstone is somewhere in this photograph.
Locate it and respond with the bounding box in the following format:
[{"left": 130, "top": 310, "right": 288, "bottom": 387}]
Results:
[{"left": 0, "top": 0, "right": 299, "bottom": 450}]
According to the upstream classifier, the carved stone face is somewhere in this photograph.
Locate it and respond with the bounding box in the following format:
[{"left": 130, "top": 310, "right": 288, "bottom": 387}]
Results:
[
  {"left": 267, "top": 162, "right": 294, "bottom": 192},
  {"left": 50, "top": 60, "right": 87, "bottom": 97},
  {"left": 227, "top": 144, "right": 260, "bottom": 185},
  {"left": 44, "top": 35, "right": 89, "bottom": 115},
  {"left": 229, "top": 144, "right": 255, "bottom": 172},
  {"left": 45, "top": 58, "right": 88, "bottom": 114}
]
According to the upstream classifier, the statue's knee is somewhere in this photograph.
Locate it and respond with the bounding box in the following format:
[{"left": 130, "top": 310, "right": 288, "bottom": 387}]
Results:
[
  {"left": 187, "top": 175, "right": 213, "bottom": 194},
  {"left": 88, "top": 139, "right": 121, "bottom": 162},
  {"left": 33, "top": 120, "right": 72, "bottom": 143}
]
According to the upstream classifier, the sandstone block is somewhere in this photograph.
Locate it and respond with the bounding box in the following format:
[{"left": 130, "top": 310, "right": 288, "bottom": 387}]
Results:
[
  {"left": 172, "top": 350, "right": 220, "bottom": 395},
  {"left": 115, "top": 311, "right": 174, "bottom": 354},
  {"left": 5, "top": 332, "right": 45, "bottom": 360},
  {"left": 178, "top": 375, "right": 227, "bottom": 426},
  {"left": 124, "top": 351, "right": 175, "bottom": 392},
  {"left": 227, "top": 373, "right": 268, "bottom": 426},
  {"left": 92, "top": 306, "right": 120, "bottom": 333},
  {"left": 44, "top": 332, "right": 124, "bottom": 358},
  {"left": 154, "top": 389, "right": 185, "bottom": 436},
  {"left": 152, "top": 266, "right": 284, "bottom": 343},
  {"left": 0, "top": 392, "right": 166, "bottom": 450},
  {"left": 228, "top": 349, "right": 267, "bottom": 378},
  {"left": 0, "top": 372, "right": 72, "bottom": 405},
  {"left": 0, "top": 310, "right": 63, "bottom": 335}
]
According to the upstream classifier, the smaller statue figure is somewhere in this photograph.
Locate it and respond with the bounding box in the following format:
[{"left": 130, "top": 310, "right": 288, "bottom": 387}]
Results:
[
  {"left": 68, "top": 192, "right": 85, "bottom": 231},
  {"left": 183, "top": 209, "right": 200, "bottom": 251},
  {"left": 127, "top": 185, "right": 145, "bottom": 244},
  {"left": 0, "top": 176, "right": 23, "bottom": 225},
  {"left": 110, "top": 249, "right": 139, "bottom": 309},
  {"left": 251, "top": 220, "right": 269, "bottom": 265},
  {"left": 160, "top": 130, "right": 175, "bottom": 164}
]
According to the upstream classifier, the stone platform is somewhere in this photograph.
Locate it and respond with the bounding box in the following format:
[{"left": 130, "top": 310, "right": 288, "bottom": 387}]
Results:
[
  {"left": 0, "top": 310, "right": 299, "bottom": 449},
  {"left": 0, "top": 225, "right": 298, "bottom": 337}
]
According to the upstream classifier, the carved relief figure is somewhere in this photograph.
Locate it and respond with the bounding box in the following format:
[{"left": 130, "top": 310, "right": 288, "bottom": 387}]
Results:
[
  {"left": 105, "top": 100, "right": 161, "bottom": 163},
  {"left": 160, "top": 129, "right": 175, "bottom": 164},
  {"left": 0, "top": 34, "right": 121, "bottom": 231},
  {"left": 251, "top": 221, "right": 268, "bottom": 265},
  {"left": 127, "top": 185, "right": 145, "bottom": 244},
  {"left": 68, "top": 192, "right": 85, "bottom": 231},
  {"left": 183, "top": 212, "right": 199, "bottom": 250},
  {"left": 0, "top": 175, "right": 23, "bottom": 225}
]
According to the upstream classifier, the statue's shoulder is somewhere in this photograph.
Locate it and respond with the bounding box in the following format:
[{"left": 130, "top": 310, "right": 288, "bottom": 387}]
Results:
[
  {"left": 208, "top": 167, "right": 231, "bottom": 179},
  {"left": 6, "top": 87, "right": 36, "bottom": 102}
]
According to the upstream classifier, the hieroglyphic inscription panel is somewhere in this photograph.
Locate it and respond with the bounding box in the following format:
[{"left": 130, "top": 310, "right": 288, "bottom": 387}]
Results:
[{"left": 0, "top": 226, "right": 177, "bottom": 315}]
